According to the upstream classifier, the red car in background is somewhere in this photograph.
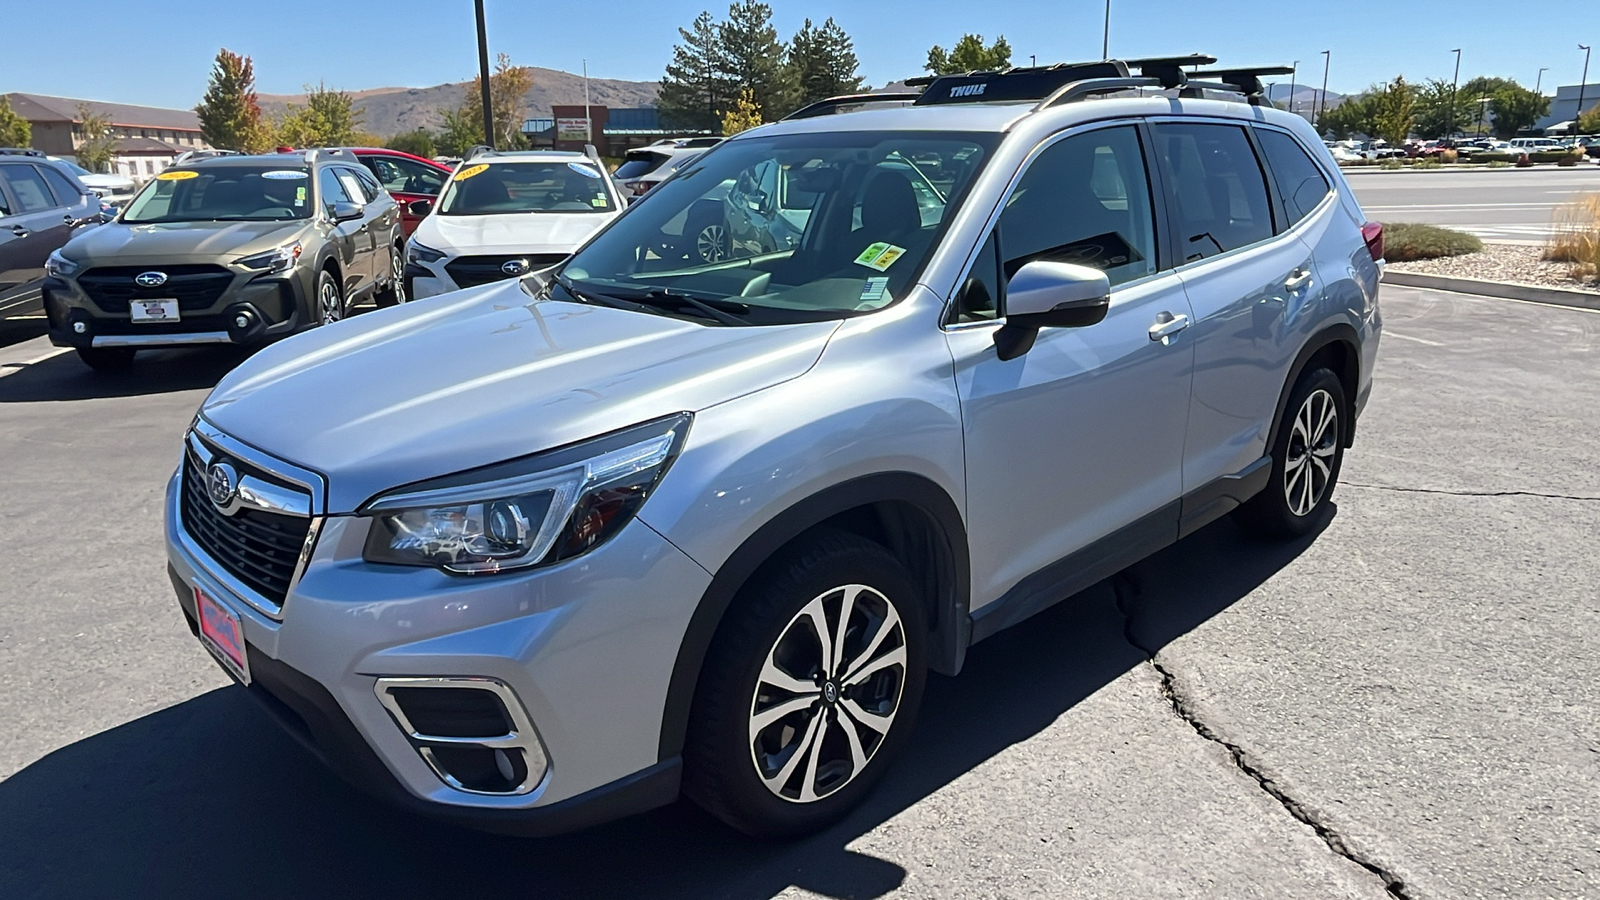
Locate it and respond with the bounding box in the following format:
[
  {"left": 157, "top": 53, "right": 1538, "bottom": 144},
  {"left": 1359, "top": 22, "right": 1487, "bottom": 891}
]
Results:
[{"left": 343, "top": 148, "right": 453, "bottom": 236}]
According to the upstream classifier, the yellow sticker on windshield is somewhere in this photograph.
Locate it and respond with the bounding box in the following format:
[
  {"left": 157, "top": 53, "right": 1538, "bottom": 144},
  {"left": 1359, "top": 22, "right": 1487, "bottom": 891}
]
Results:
[
  {"left": 854, "top": 242, "right": 906, "bottom": 271},
  {"left": 455, "top": 164, "right": 489, "bottom": 180},
  {"left": 156, "top": 170, "right": 199, "bottom": 181},
  {"left": 591, "top": 197, "right": 606, "bottom": 207}
]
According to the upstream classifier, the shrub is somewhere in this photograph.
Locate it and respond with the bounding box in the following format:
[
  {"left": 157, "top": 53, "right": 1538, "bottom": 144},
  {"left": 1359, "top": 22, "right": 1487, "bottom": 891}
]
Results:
[
  {"left": 1415, "top": 157, "right": 1441, "bottom": 169},
  {"left": 1382, "top": 223, "right": 1484, "bottom": 261},
  {"left": 1545, "top": 193, "right": 1600, "bottom": 283},
  {"left": 1487, "top": 160, "right": 1511, "bottom": 168},
  {"left": 1380, "top": 158, "right": 1404, "bottom": 170},
  {"left": 1440, "top": 149, "right": 1458, "bottom": 163}
]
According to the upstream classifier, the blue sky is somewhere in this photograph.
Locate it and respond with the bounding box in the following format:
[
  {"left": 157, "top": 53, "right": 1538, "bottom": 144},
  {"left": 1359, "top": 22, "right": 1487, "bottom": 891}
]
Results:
[{"left": 6, "top": 0, "right": 1593, "bottom": 110}]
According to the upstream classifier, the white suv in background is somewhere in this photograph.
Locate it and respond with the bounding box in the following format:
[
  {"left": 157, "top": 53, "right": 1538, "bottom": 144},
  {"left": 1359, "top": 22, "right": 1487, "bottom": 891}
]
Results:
[
  {"left": 403, "top": 151, "right": 624, "bottom": 299},
  {"left": 613, "top": 138, "right": 721, "bottom": 203}
]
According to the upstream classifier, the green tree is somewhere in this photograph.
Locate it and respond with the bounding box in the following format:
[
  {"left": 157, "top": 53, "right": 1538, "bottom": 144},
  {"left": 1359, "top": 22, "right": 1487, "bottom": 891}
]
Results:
[
  {"left": 1317, "top": 94, "right": 1379, "bottom": 139},
  {"left": 0, "top": 96, "right": 31, "bottom": 148},
  {"left": 195, "top": 48, "right": 270, "bottom": 152},
  {"left": 787, "top": 18, "right": 864, "bottom": 108},
  {"left": 925, "top": 33, "right": 1012, "bottom": 76},
  {"left": 1487, "top": 83, "right": 1549, "bottom": 138},
  {"left": 1579, "top": 103, "right": 1600, "bottom": 135},
  {"left": 659, "top": 11, "right": 731, "bottom": 131},
  {"left": 719, "top": 1, "right": 794, "bottom": 119},
  {"left": 457, "top": 54, "right": 532, "bottom": 149},
  {"left": 74, "top": 106, "right": 118, "bottom": 173},
  {"left": 1411, "top": 79, "right": 1476, "bottom": 139},
  {"left": 386, "top": 129, "right": 437, "bottom": 158},
  {"left": 434, "top": 107, "right": 482, "bottom": 156},
  {"left": 721, "top": 87, "right": 764, "bottom": 134},
  {"left": 1370, "top": 76, "right": 1415, "bottom": 145},
  {"left": 306, "top": 83, "right": 361, "bottom": 145}
]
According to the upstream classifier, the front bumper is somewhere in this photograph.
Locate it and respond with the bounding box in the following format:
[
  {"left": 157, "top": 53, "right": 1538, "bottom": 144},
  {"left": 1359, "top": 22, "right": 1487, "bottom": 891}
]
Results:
[
  {"left": 162, "top": 465, "right": 712, "bottom": 833},
  {"left": 403, "top": 262, "right": 456, "bottom": 301},
  {"left": 44, "top": 266, "right": 311, "bottom": 350}
]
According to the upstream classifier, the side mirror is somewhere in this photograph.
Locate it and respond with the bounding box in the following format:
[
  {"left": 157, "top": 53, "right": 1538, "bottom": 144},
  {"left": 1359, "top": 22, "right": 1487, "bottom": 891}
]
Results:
[
  {"left": 994, "top": 260, "right": 1111, "bottom": 361},
  {"left": 331, "top": 201, "right": 365, "bottom": 222},
  {"left": 407, "top": 198, "right": 433, "bottom": 217}
]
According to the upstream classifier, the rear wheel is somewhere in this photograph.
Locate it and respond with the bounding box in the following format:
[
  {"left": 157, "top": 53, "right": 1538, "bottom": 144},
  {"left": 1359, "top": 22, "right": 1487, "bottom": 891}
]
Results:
[
  {"left": 374, "top": 244, "right": 406, "bottom": 307},
  {"left": 1235, "top": 366, "right": 1346, "bottom": 537},
  {"left": 684, "top": 531, "right": 926, "bottom": 837},
  {"left": 315, "top": 268, "right": 345, "bottom": 325},
  {"left": 76, "top": 346, "right": 136, "bottom": 372}
]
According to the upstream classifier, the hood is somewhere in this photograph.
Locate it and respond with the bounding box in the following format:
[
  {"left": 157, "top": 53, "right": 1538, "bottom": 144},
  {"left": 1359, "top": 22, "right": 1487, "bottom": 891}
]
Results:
[
  {"left": 417, "top": 211, "right": 617, "bottom": 256},
  {"left": 65, "top": 219, "right": 312, "bottom": 264},
  {"left": 200, "top": 281, "right": 840, "bottom": 512}
]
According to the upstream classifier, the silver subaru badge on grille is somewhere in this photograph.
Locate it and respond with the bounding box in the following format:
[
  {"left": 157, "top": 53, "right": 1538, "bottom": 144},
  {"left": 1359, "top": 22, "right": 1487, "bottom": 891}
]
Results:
[
  {"left": 135, "top": 271, "right": 168, "bottom": 288},
  {"left": 501, "top": 259, "right": 530, "bottom": 276},
  {"left": 207, "top": 461, "right": 239, "bottom": 510}
]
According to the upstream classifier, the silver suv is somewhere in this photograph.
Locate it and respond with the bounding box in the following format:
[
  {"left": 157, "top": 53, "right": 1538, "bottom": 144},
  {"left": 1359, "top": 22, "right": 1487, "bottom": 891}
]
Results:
[{"left": 164, "top": 56, "right": 1382, "bottom": 838}]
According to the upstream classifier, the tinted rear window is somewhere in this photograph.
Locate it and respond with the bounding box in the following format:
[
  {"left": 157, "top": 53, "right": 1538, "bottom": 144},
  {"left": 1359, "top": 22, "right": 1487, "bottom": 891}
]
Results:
[{"left": 614, "top": 153, "right": 670, "bottom": 180}]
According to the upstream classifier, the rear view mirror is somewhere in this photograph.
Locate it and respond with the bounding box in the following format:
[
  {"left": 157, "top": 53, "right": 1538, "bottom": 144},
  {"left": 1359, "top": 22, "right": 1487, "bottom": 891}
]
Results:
[
  {"left": 407, "top": 198, "right": 433, "bottom": 217},
  {"left": 332, "top": 201, "right": 365, "bottom": 222},
  {"left": 994, "top": 260, "right": 1111, "bottom": 361}
]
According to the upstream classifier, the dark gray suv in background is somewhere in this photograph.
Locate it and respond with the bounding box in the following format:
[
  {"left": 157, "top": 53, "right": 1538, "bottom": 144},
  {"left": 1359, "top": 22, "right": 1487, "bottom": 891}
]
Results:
[
  {"left": 43, "top": 150, "right": 403, "bottom": 370},
  {"left": 0, "top": 153, "right": 101, "bottom": 331}
]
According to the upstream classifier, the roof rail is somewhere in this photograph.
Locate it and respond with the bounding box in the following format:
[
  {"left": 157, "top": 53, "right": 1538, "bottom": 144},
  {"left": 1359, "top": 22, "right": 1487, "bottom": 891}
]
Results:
[
  {"left": 464, "top": 144, "right": 495, "bottom": 161},
  {"left": 1186, "top": 66, "right": 1296, "bottom": 104},
  {"left": 783, "top": 92, "right": 922, "bottom": 121}
]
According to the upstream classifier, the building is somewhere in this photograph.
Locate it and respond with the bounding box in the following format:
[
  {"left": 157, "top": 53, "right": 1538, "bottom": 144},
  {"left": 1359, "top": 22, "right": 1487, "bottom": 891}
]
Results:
[
  {"left": 522, "top": 106, "right": 714, "bottom": 158},
  {"left": 1535, "top": 82, "right": 1600, "bottom": 133},
  {"left": 2, "top": 93, "right": 210, "bottom": 180}
]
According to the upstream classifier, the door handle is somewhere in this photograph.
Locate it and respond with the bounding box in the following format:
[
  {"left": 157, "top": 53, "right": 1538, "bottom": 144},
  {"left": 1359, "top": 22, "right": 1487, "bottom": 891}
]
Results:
[
  {"left": 10, "top": 225, "right": 28, "bottom": 238},
  {"left": 63, "top": 214, "right": 76, "bottom": 225},
  {"left": 1284, "top": 267, "right": 1313, "bottom": 292},
  {"left": 1149, "top": 312, "right": 1191, "bottom": 342}
]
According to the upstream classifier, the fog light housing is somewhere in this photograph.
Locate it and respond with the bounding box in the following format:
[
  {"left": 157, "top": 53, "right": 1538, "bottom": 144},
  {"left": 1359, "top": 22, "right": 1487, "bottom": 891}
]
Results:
[{"left": 374, "top": 677, "right": 548, "bottom": 795}]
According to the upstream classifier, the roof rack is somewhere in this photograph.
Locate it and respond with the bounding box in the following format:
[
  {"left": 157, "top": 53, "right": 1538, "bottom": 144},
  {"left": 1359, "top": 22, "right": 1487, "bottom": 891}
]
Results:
[{"left": 786, "top": 53, "right": 1288, "bottom": 120}]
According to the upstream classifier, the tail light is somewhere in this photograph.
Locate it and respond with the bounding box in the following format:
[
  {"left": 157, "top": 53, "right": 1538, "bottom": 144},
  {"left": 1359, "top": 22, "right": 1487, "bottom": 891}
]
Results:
[
  {"left": 625, "top": 180, "right": 650, "bottom": 196},
  {"left": 1361, "top": 221, "right": 1384, "bottom": 262}
]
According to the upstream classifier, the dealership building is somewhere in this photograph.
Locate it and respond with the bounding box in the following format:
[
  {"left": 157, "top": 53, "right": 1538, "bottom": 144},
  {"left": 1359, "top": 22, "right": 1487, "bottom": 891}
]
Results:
[
  {"left": 521, "top": 106, "right": 714, "bottom": 156},
  {"left": 1535, "top": 82, "right": 1600, "bottom": 133},
  {"left": 2, "top": 93, "right": 210, "bottom": 180}
]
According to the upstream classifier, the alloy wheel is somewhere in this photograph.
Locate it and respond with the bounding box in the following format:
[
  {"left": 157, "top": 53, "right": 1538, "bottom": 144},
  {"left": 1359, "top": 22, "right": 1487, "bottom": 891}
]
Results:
[
  {"left": 1284, "top": 388, "right": 1338, "bottom": 516},
  {"left": 696, "top": 224, "right": 728, "bottom": 263},
  {"left": 319, "top": 278, "right": 343, "bottom": 324},
  {"left": 748, "top": 584, "right": 906, "bottom": 804},
  {"left": 391, "top": 250, "right": 407, "bottom": 302}
]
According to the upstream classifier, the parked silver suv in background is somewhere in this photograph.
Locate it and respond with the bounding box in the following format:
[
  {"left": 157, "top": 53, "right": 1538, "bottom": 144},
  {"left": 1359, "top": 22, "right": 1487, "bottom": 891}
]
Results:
[{"left": 164, "top": 55, "right": 1381, "bottom": 838}]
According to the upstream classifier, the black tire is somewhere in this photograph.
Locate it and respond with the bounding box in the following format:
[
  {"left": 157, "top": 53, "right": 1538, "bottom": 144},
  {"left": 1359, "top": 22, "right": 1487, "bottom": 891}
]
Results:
[
  {"left": 75, "top": 346, "right": 136, "bottom": 372},
  {"left": 684, "top": 530, "right": 927, "bottom": 837},
  {"left": 374, "top": 244, "right": 406, "bottom": 308},
  {"left": 314, "top": 267, "right": 345, "bottom": 325},
  {"left": 1235, "top": 366, "right": 1346, "bottom": 537}
]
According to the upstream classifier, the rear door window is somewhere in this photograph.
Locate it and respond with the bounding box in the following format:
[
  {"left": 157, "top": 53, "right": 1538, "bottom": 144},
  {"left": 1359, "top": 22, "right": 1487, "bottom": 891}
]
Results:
[
  {"left": 1151, "top": 122, "right": 1276, "bottom": 261},
  {"left": 0, "top": 165, "right": 60, "bottom": 213},
  {"left": 318, "top": 167, "right": 353, "bottom": 214},
  {"left": 1255, "top": 129, "right": 1332, "bottom": 228},
  {"left": 37, "top": 165, "right": 85, "bottom": 207}
]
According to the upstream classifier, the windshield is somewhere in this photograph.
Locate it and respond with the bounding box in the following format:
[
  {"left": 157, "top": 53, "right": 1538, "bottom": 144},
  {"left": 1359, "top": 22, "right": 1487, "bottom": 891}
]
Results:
[
  {"left": 54, "top": 159, "right": 93, "bottom": 176},
  {"left": 437, "top": 160, "right": 615, "bottom": 215},
  {"left": 555, "top": 130, "right": 995, "bottom": 325},
  {"left": 122, "top": 165, "right": 313, "bottom": 223}
]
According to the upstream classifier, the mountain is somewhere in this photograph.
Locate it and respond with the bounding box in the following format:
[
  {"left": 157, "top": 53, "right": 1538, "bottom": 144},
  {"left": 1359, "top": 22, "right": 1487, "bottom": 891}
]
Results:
[
  {"left": 1263, "top": 83, "right": 1346, "bottom": 115},
  {"left": 259, "top": 67, "right": 660, "bottom": 138}
]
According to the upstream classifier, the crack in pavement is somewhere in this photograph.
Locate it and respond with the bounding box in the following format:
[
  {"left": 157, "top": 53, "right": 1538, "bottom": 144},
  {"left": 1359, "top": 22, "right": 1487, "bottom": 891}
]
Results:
[
  {"left": 1110, "top": 573, "right": 1415, "bottom": 900},
  {"left": 1343, "top": 481, "right": 1600, "bottom": 502}
]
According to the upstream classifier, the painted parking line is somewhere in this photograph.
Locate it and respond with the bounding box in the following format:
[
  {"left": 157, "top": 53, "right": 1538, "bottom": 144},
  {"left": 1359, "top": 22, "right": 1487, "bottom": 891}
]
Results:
[{"left": 0, "top": 337, "right": 69, "bottom": 379}]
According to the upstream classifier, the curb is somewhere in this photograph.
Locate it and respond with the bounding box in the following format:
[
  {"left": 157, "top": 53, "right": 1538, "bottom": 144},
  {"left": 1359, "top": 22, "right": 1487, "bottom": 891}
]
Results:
[{"left": 1382, "top": 270, "right": 1600, "bottom": 311}]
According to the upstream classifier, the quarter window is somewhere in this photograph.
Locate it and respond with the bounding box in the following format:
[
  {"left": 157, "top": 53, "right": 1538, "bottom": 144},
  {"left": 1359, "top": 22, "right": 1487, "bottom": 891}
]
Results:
[
  {"left": 318, "top": 167, "right": 353, "bottom": 213},
  {"left": 1256, "top": 129, "right": 1332, "bottom": 228},
  {"left": 37, "top": 165, "right": 84, "bottom": 206},
  {"left": 1151, "top": 123, "right": 1275, "bottom": 261},
  {"left": 336, "top": 168, "right": 372, "bottom": 205}
]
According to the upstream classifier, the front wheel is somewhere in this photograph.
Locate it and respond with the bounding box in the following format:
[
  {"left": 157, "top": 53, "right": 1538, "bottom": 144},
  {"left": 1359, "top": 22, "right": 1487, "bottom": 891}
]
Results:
[
  {"left": 374, "top": 244, "right": 406, "bottom": 307},
  {"left": 684, "top": 531, "right": 926, "bottom": 837},
  {"left": 1235, "top": 366, "right": 1346, "bottom": 537},
  {"left": 315, "top": 268, "right": 345, "bottom": 325}
]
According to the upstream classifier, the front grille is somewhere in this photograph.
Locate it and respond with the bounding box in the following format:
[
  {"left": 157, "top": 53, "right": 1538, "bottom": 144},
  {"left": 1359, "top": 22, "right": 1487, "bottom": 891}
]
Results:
[
  {"left": 180, "top": 452, "right": 310, "bottom": 607},
  {"left": 79, "top": 264, "right": 235, "bottom": 314},
  {"left": 445, "top": 254, "right": 567, "bottom": 289}
]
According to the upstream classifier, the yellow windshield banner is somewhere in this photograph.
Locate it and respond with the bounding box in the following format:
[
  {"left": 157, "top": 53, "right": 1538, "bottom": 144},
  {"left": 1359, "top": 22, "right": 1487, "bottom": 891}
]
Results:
[
  {"left": 156, "top": 170, "right": 200, "bottom": 181},
  {"left": 454, "top": 164, "right": 490, "bottom": 181}
]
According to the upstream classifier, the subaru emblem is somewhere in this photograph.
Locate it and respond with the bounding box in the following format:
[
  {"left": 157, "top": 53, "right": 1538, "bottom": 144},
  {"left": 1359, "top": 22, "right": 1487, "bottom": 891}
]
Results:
[
  {"left": 501, "top": 259, "right": 530, "bottom": 276},
  {"left": 207, "top": 461, "right": 239, "bottom": 510},
  {"left": 135, "top": 271, "right": 168, "bottom": 288}
]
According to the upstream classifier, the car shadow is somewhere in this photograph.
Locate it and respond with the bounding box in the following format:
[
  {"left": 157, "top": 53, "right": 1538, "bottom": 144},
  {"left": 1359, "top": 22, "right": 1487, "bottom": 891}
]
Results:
[
  {"left": 0, "top": 346, "right": 252, "bottom": 402},
  {"left": 0, "top": 513, "right": 1329, "bottom": 900}
]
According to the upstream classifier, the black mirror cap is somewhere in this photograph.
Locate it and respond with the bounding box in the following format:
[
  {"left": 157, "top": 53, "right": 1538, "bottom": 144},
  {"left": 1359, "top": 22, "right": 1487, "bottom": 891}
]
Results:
[
  {"left": 993, "top": 297, "right": 1110, "bottom": 362},
  {"left": 332, "top": 201, "right": 365, "bottom": 222},
  {"left": 407, "top": 198, "right": 434, "bottom": 217}
]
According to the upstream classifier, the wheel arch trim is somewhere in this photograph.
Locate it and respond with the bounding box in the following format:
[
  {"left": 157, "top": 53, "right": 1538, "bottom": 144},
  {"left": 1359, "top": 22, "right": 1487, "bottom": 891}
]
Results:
[{"left": 1268, "top": 323, "right": 1362, "bottom": 451}]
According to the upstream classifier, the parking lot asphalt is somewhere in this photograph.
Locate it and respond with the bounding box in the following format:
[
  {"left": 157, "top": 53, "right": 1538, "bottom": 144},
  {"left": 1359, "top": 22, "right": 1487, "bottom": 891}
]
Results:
[
  {"left": 1, "top": 286, "right": 1596, "bottom": 900},
  {"left": 1347, "top": 167, "right": 1600, "bottom": 244}
]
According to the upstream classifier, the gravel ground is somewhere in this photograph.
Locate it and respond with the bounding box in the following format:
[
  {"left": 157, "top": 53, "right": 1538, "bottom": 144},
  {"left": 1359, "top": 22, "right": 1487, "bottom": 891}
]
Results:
[{"left": 1386, "top": 242, "right": 1599, "bottom": 292}]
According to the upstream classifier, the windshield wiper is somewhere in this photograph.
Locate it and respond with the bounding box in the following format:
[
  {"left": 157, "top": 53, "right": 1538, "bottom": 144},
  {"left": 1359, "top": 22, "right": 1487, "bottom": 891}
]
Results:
[
  {"left": 552, "top": 274, "right": 631, "bottom": 310},
  {"left": 556, "top": 278, "right": 750, "bottom": 326}
]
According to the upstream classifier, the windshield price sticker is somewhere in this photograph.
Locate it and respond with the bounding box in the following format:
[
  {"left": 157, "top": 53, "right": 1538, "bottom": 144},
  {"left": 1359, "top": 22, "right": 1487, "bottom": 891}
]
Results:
[
  {"left": 455, "top": 164, "right": 490, "bottom": 181},
  {"left": 156, "top": 170, "right": 200, "bottom": 181},
  {"left": 262, "top": 170, "right": 308, "bottom": 180},
  {"left": 295, "top": 186, "right": 306, "bottom": 206},
  {"left": 859, "top": 276, "right": 890, "bottom": 302},
  {"left": 854, "top": 242, "right": 906, "bottom": 271},
  {"left": 568, "top": 163, "right": 602, "bottom": 178}
]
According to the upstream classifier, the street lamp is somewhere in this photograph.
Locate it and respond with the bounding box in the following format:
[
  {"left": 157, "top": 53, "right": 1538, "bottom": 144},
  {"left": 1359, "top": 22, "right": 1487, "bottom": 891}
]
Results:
[
  {"left": 1102, "top": 0, "right": 1112, "bottom": 59},
  {"left": 1536, "top": 67, "right": 1548, "bottom": 95},
  {"left": 1317, "top": 50, "right": 1331, "bottom": 127},
  {"left": 1448, "top": 49, "right": 1461, "bottom": 139},
  {"left": 1579, "top": 45, "right": 1592, "bottom": 135},
  {"left": 474, "top": 0, "right": 494, "bottom": 149},
  {"left": 1476, "top": 95, "right": 1491, "bottom": 137},
  {"left": 1288, "top": 61, "right": 1299, "bottom": 118}
]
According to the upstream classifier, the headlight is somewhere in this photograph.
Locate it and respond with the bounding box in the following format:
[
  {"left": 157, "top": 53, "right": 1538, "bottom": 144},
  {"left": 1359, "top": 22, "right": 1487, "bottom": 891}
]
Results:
[
  {"left": 407, "top": 241, "right": 446, "bottom": 265},
  {"left": 234, "top": 242, "right": 303, "bottom": 273},
  {"left": 362, "top": 413, "right": 690, "bottom": 574},
  {"left": 45, "top": 251, "right": 80, "bottom": 277}
]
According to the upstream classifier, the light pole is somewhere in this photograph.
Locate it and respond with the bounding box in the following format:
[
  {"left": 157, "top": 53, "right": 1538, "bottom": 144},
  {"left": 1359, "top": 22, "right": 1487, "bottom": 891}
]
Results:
[
  {"left": 1448, "top": 48, "right": 1461, "bottom": 139},
  {"left": 1536, "top": 67, "right": 1548, "bottom": 95},
  {"left": 474, "top": 0, "right": 494, "bottom": 149},
  {"left": 1288, "top": 61, "right": 1299, "bottom": 118},
  {"left": 1476, "top": 95, "right": 1491, "bottom": 137},
  {"left": 1317, "top": 50, "right": 1331, "bottom": 127},
  {"left": 1579, "top": 45, "right": 1592, "bottom": 135},
  {"left": 1030, "top": 54, "right": 1037, "bottom": 67},
  {"left": 1102, "top": 0, "right": 1112, "bottom": 59}
]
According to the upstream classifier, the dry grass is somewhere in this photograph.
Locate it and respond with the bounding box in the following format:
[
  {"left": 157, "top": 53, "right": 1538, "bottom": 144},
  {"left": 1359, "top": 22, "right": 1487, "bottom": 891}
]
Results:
[{"left": 1545, "top": 193, "right": 1600, "bottom": 283}]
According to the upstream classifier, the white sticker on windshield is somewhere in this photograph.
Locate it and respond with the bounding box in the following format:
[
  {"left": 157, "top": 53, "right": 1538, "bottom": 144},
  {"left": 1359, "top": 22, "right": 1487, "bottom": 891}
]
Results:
[
  {"left": 294, "top": 186, "right": 306, "bottom": 206},
  {"left": 859, "top": 277, "right": 889, "bottom": 302},
  {"left": 568, "top": 162, "right": 602, "bottom": 178},
  {"left": 262, "top": 170, "right": 309, "bottom": 180}
]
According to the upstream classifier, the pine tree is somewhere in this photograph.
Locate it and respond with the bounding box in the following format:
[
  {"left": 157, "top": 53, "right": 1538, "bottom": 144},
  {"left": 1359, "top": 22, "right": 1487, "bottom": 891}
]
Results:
[
  {"left": 925, "top": 34, "right": 1013, "bottom": 76},
  {"left": 306, "top": 83, "right": 362, "bottom": 145},
  {"left": 788, "top": 18, "right": 864, "bottom": 107},
  {"left": 660, "top": 11, "right": 731, "bottom": 131},
  {"left": 0, "top": 96, "right": 31, "bottom": 148},
  {"left": 719, "top": 1, "right": 794, "bottom": 120},
  {"left": 196, "top": 49, "right": 268, "bottom": 152}
]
